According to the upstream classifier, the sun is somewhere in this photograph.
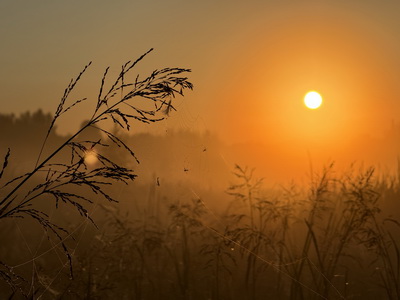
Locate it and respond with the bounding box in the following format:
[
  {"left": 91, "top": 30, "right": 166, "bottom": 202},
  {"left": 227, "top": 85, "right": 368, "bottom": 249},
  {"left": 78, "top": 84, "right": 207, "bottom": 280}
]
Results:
[{"left": 304, "top": 91, "right": 323, "bottom": 109}]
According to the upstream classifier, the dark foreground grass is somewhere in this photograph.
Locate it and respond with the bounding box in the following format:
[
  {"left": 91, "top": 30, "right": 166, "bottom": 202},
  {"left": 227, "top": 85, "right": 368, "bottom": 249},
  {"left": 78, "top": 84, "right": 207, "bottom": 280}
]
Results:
[
  {"left": 13, "top": 163, "right": 395, "bottom": 300},
  {"left": 0, "top": 49, "right": 192, "bottom": 298},
  {"left": 0, "top": 50, "right": 399, "bottom": 299}
]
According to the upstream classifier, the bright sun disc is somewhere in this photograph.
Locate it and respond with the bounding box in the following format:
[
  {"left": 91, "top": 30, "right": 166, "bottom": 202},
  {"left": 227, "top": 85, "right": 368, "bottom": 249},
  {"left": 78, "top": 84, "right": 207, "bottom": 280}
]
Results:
[{"left": 304, "top": 91, "right": 323, "bottom": 109}]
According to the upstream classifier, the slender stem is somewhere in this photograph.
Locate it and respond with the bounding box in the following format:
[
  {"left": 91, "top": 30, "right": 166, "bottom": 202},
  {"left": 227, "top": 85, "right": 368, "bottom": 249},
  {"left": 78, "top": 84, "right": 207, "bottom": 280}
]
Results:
[
  {"left": 0, "top": 94, "right": 123, "bottom": 215},
  {"left": 0, "top": 79, "right": 142, "bottom": 215},
  {"left": 0, "top": 125, "right": 87, "bottom": 212}
]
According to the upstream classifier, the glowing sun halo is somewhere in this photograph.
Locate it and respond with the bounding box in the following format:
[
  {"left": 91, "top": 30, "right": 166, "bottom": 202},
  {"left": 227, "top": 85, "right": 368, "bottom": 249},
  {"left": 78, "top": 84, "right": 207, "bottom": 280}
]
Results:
[
  {"left": 84, "top": 150, "right": 98, "bottom": 165},
  {"left": 304, "top": 91, "right": 323, "bottom": 109}
]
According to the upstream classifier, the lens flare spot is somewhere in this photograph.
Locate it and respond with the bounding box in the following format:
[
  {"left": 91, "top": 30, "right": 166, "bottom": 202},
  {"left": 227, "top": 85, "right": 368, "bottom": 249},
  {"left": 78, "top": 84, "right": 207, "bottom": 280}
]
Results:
[{"left": 84, "top": 150, "right": 98, "bottom": 165}]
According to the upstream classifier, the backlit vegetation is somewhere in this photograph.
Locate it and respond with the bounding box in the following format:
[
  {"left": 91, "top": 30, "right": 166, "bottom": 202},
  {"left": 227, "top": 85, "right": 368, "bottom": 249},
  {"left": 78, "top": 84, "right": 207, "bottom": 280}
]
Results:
[
  {"left": 0, "top": 49, "right": 192, "bottom": 298},
  {"left": 0, "top": 51, "right": 399, "bottom": 299}
]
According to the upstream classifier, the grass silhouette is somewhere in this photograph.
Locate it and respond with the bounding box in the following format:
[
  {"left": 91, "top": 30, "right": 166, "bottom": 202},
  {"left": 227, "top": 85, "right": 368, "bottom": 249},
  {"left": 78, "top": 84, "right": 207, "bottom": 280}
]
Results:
[
  {"left": 0, "top": 49, "right": 192, "bottom": 297},
  {"left": 0, "top": 51, "right": 399, "bottom": 299},
  {"left": 56, "top": 163, "right": 399, "bottom": 299}
]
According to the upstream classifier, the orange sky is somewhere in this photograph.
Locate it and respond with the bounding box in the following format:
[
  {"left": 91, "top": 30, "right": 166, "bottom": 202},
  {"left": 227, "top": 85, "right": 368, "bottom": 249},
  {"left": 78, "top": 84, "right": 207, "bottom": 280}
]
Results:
[{"left": 1, "top": 0, "right": 400, "bottom": 180}]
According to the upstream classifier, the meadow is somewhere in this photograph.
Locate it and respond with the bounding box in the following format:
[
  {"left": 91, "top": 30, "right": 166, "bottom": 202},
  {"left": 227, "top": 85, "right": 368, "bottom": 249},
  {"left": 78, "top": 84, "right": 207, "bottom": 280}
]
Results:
[
  {"left": 1, "top": 53, "right": 399, "bottom": 299},
  {"left": 65, "top": 165, "right": 400, "bottom": 299},
  {"left": 1, "top": 132, "right": 399, "bottom": 299}
]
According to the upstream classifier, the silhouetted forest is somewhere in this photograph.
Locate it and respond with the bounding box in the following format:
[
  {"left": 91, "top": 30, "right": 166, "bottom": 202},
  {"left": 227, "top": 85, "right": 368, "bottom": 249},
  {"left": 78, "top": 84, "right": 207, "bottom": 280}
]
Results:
[{"left": 2, "top": 110, "right": 400, "bottom": 185}]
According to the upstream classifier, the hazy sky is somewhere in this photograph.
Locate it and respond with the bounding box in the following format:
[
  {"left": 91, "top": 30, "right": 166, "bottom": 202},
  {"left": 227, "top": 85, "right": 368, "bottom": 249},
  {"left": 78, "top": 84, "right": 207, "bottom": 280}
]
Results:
[{"left": 1, "top": 0, "right": 400, "bottom": 149}]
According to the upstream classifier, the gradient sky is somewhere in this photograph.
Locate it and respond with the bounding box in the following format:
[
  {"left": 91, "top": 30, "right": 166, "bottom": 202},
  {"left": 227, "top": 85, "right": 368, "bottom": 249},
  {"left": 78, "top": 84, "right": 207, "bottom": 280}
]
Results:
[{"left": 1, "top": 0, "right": 400, "bottom": 173}]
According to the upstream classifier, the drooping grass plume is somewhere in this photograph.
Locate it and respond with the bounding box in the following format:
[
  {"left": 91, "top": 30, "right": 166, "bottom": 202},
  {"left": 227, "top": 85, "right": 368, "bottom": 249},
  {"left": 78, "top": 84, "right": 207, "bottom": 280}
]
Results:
[{"left": 0, "top": 49, "right": 192, "bottom": 297}]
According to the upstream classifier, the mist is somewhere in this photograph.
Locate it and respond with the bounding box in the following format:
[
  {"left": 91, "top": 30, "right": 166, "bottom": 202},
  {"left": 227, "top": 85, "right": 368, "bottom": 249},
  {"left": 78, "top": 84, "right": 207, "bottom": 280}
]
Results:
[
  {"left": 2, "top": 1, "right": 400, "bottom": 298},
  {"left": 1, "top": 109, "right": 399, "bottom": 298}
]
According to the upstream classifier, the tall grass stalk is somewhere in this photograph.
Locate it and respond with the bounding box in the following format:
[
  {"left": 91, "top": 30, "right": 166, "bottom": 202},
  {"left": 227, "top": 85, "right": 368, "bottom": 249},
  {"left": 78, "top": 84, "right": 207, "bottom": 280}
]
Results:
[
  {"left": 0, "top": 49, "right": 192, "bottom": 296},
  {"left": 51, "top": 163, "right": 400, "bottom": 299}
]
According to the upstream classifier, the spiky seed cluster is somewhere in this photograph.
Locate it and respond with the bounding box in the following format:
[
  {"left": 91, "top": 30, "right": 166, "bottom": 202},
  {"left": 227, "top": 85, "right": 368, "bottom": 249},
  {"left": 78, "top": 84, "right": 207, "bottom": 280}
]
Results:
[{"left": 0, "top": 49, "right": 192, "bottom": 293}]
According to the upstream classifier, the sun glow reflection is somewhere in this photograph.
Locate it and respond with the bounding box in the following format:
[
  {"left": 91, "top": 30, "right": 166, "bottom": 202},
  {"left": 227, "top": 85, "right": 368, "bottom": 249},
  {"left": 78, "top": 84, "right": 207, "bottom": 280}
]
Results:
[{"left": 84, "top": 150, "right": 98, "bottom": 165}]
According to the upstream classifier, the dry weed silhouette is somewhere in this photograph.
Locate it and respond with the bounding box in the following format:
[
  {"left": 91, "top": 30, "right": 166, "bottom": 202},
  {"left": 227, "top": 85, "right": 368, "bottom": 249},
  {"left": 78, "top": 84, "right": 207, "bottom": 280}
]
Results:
[{"left": 0, "top": 48, "right": 192, "bottom": 297}]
